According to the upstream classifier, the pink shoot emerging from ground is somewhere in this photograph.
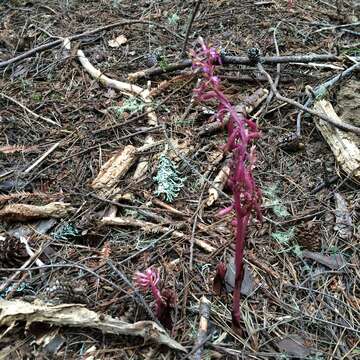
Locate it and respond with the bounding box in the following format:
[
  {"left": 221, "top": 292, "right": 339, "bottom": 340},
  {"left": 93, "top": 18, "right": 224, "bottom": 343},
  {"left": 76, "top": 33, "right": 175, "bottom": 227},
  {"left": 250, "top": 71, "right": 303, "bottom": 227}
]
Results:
[
  {"left": 213, "top": 262, "right": 227, "bottom": 296},
  {"left": 191, "top": 39, "right": 262, "bottom": 329},
  {"left": 134, "top": 267, "right": 176, "bottom": 330}
]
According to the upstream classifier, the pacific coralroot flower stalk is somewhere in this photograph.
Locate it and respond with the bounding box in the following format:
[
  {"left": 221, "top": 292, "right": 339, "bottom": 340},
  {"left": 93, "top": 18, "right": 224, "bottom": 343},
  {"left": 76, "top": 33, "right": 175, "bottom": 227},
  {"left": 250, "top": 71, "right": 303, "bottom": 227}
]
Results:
[
  {"left": 134, "top": 267, "right": 176, "bottom": 329},
  {"left": 191, "top": 39, "right": 262, "bottom": 329}
]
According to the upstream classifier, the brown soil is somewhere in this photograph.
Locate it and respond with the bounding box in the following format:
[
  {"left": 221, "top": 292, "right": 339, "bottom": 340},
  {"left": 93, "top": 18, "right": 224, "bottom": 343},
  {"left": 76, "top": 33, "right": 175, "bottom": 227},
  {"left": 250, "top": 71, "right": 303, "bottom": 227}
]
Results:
[{"left": 0, "top": 1, "right": 359, "bottom": 359}]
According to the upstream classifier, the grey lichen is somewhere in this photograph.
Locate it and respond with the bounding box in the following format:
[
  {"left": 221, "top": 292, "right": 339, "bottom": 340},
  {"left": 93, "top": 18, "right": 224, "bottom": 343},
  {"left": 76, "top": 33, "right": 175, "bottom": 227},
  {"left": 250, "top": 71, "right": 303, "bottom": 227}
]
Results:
[{"left": 154, "top": 155, "right": 185, "bottom": 202}]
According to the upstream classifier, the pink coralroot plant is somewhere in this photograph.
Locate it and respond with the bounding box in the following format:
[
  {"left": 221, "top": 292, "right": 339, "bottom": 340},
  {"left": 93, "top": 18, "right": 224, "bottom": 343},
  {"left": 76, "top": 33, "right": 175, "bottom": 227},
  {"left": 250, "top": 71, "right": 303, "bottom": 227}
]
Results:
[
  {"left": 134, "top": 267, "right": 176, "bottom": 329},
  {"left": 191, "top": 39, "right": 262, "bottom": 329}
]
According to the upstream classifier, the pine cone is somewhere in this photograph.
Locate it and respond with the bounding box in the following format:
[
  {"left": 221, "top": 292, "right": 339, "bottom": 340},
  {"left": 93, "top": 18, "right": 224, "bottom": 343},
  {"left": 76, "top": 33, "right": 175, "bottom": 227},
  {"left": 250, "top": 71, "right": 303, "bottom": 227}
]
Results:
[
  {"left": 0, "top": 235, "right": 28, "bottom": 268},
  {"left": 278, "top": 132, "right": 305, "bottom": 152},
  {"left": 44, "top": 279, "right": 88, "bottom": 304},
  {"left": 296, "top": 222, "right": 321, "bottom": 251},
  {"left": 247, "top": 47, "right": 261, "bottom": 64}
]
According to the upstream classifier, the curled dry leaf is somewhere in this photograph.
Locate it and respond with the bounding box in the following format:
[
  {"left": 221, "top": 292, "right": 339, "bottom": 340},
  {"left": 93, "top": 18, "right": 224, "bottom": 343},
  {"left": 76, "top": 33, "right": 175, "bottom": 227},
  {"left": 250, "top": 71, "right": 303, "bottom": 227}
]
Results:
[
  {"left": 0, "top": 299, "right": 186, "bottom": 352},
  {"left": 108, "top": 35, "right": 128, "bottom": 48}
]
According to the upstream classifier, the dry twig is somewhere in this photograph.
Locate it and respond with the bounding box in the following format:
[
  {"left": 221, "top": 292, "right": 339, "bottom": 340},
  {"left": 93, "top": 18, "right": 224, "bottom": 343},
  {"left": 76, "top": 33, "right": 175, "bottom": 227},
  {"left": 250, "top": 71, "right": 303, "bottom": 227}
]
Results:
[
  {"left": 0, "top": 92, "right": 59, "bottom": 127},
  {"left": 257, "top": 63, "right": 360, "bottom": 135},
  {"left": 192, "top": 296, "right": 211, "bottom": 360}
]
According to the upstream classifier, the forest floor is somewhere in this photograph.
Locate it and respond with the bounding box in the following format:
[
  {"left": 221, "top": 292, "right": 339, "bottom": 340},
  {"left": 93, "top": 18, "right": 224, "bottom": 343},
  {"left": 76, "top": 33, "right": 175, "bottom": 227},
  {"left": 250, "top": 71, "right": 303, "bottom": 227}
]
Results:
[{"left": 0, "top": 0, "right": 359, "bottom": 359}]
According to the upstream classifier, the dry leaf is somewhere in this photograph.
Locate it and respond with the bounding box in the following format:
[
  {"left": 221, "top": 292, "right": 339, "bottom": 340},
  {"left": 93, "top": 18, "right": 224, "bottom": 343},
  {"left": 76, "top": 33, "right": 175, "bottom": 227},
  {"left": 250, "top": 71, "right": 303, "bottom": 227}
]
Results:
[
  {"left": 108, "top": 35, "right": 128, "bottom": 48},
  {"left": 302, "top": 250, "right": 347, "bottom": 270},
  {"left": 0, "top": 299, "right": 186, "bottom": 352},
  {"left": 224, "top": 257, "right": 255, "bottom": 296},
  {"left": 276, "top": 335, "right": 312, "bottom": 358}
]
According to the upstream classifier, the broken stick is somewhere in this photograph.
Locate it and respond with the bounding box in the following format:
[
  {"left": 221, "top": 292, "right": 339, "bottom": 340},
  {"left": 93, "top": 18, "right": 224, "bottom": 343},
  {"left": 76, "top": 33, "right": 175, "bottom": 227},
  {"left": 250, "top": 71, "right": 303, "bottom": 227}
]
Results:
[{"left": 192, "top": 296, "right": 211, "bottom": 360}]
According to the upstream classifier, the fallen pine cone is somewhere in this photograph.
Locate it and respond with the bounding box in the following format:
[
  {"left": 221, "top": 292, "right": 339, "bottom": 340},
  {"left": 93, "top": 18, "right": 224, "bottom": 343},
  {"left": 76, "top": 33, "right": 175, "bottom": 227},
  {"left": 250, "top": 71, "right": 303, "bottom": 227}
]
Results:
[{"left": 0, "top": 235, "right": 28, "bottom": 268}]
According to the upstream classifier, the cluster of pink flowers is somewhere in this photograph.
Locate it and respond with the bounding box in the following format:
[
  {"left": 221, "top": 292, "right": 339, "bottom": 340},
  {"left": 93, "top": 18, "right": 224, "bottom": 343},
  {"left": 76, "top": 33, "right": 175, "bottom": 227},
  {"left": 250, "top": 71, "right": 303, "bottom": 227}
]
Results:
[
  {"left": 191, "top": 39, "right": 262, "bottom": 328},
  {"left": 134, "top": 268, "right": 176, "bottom": 329}
]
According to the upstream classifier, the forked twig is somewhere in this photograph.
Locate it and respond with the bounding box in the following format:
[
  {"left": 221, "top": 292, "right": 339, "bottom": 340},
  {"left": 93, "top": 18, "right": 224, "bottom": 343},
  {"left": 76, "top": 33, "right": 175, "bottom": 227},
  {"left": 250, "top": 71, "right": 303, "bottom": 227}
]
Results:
[
  {"left": 296, "top": 60, "right": 360, "bottom": 136},
  {"left": 257, "top": 62, "right": 360, "bottom": 135}
]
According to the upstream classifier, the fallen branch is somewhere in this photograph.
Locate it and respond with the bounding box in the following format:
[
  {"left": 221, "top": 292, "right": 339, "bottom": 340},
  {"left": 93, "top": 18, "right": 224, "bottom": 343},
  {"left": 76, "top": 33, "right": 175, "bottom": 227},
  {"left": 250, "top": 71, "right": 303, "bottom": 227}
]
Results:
[
  {"left": 296, "top": 60, "right": 360, "bottom": 135},
  {"left": 0, "top": 20, "right": 183, "bottom": 69},
  {"left": 181, "top": 0, "right": 203, "bottom": 57},
  {"left": 77, "top": 49, "right": 157, "bottom": 125},
  {"left": 24, "top": 142, "right": 60, "bottom": 174},
  {"left": 128, "top": 54, "right": 347, "bottom": 81},
  {"left": 257, "top": 63, "right": 360, "bottom": 135},
  {"left": 101, "top": 216, "right": 216, "bottom": 253},
  {"left": 0, "top": 299, "right": 186, "bottom": 352}
]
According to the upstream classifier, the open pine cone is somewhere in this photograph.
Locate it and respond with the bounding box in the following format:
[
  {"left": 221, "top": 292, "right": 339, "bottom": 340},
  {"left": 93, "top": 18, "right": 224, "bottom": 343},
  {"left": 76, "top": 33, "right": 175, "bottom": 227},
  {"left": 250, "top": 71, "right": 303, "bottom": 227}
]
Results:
[
  {"left": 296, "top": 222, "right": 321, "bottom": 251},
  {"left": 43, "top": 279, "right": 88, "bottom": 305},
  {"left": 0, "top": 235, "right": 28, "bottom": 268}
]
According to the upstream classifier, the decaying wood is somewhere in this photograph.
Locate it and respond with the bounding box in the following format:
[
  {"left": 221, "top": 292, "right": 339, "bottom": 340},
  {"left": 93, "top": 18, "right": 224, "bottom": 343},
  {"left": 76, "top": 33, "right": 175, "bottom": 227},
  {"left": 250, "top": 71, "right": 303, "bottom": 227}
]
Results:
[
  {"left": 0, "top": 299, "right": 186, "bottom": 352},
  {"left": 313, "top": 100, "right": 360, "bottom": 179},
  {"left": 92, "top": 141, "right": 166, "bottom": 195},
  {"left": 91, "top": 145, "right": 137, "bottom": 196},
  {"left": 133, "top": 136, "right": 155, "bottom": 180},
  {"left": 0, "top": 202, "right": 74, "bottom": 222},
  {"left": 101, "top": 216, "right": 215, "bottom": 252},
  {"left": 206, "top": 160, "right": 230, "bottom": 207},
  {"left": 334, "top": 192, "right": 353, "bottom": 241}
]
